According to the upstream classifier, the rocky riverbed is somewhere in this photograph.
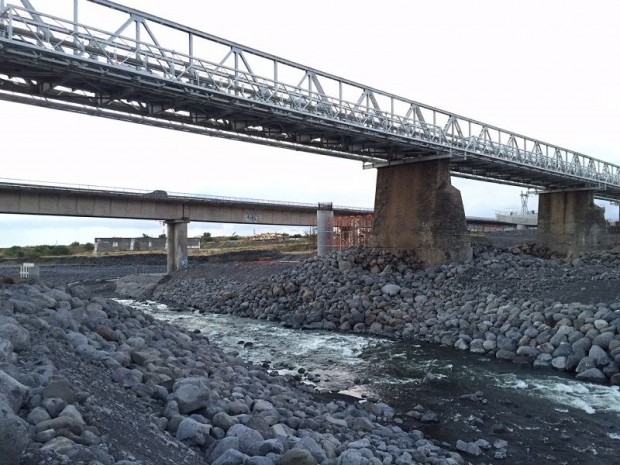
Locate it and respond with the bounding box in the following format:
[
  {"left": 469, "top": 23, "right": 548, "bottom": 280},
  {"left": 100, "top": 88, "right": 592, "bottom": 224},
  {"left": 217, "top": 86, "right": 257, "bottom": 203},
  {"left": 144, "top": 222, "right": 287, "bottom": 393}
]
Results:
[
  {"left": 153, "top": 243, "right": 620, "bottom": 386},
  {"left": 2, "top": 239, "right": 620, "bottom": 464},
  {"left": 1, "top": 280, "right": 469, "bottom": 465}
]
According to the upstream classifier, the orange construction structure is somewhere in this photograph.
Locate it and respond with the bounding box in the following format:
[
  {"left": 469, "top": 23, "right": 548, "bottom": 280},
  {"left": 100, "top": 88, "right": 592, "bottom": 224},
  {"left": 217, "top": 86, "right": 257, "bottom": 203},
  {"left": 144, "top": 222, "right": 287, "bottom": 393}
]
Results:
[{"left": 332, "top": 215, "right": 374, "bottom": 250}]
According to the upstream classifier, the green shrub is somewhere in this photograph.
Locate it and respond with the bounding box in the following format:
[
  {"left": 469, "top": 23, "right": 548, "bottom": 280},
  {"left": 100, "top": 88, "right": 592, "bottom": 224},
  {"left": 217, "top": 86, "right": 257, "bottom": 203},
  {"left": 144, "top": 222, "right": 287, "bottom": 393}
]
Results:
[{"left": 4, "top": 246, "right": 24, "bottom": 258}]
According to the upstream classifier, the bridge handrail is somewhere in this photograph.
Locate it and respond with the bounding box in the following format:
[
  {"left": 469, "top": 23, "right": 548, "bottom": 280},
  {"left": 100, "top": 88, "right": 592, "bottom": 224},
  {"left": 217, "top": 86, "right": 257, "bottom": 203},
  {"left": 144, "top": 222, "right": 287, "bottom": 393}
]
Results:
[{"left": 1, "top": 1, "right": 619, "bottom": 188}]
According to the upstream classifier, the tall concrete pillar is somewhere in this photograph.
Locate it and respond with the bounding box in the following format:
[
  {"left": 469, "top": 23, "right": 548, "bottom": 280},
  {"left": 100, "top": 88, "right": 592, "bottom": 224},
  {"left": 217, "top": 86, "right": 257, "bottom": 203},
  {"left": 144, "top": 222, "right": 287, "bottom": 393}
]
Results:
[
  {"left": 538, "top": 190, "right": 608, "bottom": 256},
  {"left": 371, "top": 158, "right": 472, "bottom": 264},
  {"left": 317, "top": 202, "right": 334, "bottom": 256},
  {"left": 165, "top": 220, "right": 189, "bottom": 273}
]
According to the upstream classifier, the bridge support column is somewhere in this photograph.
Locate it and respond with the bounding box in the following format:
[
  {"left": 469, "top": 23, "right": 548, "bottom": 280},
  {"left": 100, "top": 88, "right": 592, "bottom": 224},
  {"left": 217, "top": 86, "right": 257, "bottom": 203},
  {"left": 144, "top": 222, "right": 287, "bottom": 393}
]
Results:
[
  {"left": 165, "top": 220, "right": 189, "bottom": 273},
  {"left": 538, "top": 190, "right": 608, "bottom": 256},
  {"left": 317, "top": 202, "right": 334, "bottom": 256},
  {"left": 371, "top": 159, "right": 472, "bottom": 264}
]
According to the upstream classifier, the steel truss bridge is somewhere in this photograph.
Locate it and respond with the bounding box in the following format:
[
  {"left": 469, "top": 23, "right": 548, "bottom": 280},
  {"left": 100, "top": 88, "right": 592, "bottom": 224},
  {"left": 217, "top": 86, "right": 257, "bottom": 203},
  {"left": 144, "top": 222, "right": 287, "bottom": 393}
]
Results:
[{"left": 1, "top": 0, "right": 619, "bottom": 200}]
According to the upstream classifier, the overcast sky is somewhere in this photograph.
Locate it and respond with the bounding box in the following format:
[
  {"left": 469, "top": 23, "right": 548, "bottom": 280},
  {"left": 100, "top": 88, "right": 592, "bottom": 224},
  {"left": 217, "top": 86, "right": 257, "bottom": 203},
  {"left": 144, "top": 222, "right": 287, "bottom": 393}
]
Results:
[{"left": 1, "top": 0, "right": 619, "bottom": 247}]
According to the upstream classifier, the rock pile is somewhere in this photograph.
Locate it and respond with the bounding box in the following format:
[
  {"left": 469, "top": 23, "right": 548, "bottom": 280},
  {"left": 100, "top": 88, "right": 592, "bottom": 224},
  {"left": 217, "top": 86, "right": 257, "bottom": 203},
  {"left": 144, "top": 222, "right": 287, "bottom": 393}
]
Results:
[
  {"left": 154, "top": 245, "right": 620, "bottom": 385},
  {"left": 1, "top": 281, "right": 473, "bottom": 465}
]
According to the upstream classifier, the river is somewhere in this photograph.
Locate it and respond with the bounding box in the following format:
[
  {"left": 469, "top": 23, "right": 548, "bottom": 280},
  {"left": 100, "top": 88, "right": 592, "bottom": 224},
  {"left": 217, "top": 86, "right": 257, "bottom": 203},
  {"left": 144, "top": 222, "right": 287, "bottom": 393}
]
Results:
[{"left": 119, "top": 299, "right": 620, "bottom": 465}]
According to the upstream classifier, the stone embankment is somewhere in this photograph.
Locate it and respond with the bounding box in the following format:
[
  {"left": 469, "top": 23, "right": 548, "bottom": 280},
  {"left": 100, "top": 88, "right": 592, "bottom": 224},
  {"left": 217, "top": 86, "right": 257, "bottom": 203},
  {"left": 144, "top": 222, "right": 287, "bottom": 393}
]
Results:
[
  {"left": 1, "top": 281, "right": 475, "bottom": 465},
  {"left": 154, "top": 244, "right": 620, "bottom": 385}
]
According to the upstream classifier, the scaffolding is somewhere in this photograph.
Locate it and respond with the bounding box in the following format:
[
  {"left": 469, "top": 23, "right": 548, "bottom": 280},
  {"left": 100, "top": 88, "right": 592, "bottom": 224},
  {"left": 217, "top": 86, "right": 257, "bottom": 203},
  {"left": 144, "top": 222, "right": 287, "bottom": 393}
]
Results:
[{"left": 332, "top": 215, "right": 374, "bottom": 250}]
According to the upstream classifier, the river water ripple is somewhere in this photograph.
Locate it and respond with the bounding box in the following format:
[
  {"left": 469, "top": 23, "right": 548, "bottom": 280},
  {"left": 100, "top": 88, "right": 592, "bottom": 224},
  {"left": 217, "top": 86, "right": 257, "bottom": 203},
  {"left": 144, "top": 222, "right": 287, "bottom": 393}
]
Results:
[
  {"left": 120, "top": 299, "right": 620, "bottom": 464},
  {"left": 121, "top": 299, "right": 620, "bottom": 415}
]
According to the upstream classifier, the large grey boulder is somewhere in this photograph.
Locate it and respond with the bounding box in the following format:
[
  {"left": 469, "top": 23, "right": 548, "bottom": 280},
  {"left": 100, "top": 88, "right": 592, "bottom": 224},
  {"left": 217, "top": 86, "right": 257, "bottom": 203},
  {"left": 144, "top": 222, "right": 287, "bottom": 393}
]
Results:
[
  {"left": 176, "top": 417, "right": 211, "bottom": 446},
  {"left": 0, "top": 406, "right": 29, "bottom": 465},
  {"left": 112, "top": 367, "right": 144, "bottom": 389},
  {"left": 0, "top": 324, "right": 30, "bottom": 352},
  {"left": 42, "top": 378, "right": 76, "bottom": 404},
  {"left": 172, "top": 377, "right": 210, "bottom": 414},
  {"left": 0, "top": 339, "right": 14, "bottom": 363},
  {"left": 295, "top": 436, "right": 327, "bottom": 463},
  {"left": 278, "top": 449, "right": 317, "bottom": 465},
  {"left": 337, "top": 449, "right": 371, "bottom": 465},
  {"left": 576, "top": 368, "right": 607, "bottom": 383},
  {"left": 381, "top": 284, "right": 401, "bottom": 296},
  {"left": 0, "top": 370, "right": 29, "bottom": 412},
  {"left": 226, "top": 423, "right": 264, "bottom": 454},
  {"left": 589, "top": 345, "right": 611, "bottom": 367},
  {"left": 209, "top": 437, "right": 240, "bottom": 463},
  {"left": 212, "top": 448, "right": 249, "bottom": 465},
  {"left": 213, "top": 411, "right": 239, "bottom": 432}
]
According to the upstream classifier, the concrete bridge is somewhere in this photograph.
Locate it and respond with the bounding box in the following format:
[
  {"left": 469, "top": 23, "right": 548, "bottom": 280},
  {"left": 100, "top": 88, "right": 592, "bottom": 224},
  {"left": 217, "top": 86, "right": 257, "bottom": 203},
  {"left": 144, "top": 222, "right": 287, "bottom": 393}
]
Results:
[
  {"left": 0, "top": 180, "right": 369, "bottom": 271},
  {"left": 0, "top": 0, "right": 617, "bottom": 262},
  {"left": 0, "top": 180, "right": 529, "bottom": 271}
]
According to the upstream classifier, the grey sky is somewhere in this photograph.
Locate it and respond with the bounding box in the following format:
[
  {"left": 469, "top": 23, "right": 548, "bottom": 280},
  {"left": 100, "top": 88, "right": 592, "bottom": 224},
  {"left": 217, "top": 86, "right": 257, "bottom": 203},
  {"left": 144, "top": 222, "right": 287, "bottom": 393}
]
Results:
[{"left": 1, "top": 0, "right": 619, "bottom": 246}]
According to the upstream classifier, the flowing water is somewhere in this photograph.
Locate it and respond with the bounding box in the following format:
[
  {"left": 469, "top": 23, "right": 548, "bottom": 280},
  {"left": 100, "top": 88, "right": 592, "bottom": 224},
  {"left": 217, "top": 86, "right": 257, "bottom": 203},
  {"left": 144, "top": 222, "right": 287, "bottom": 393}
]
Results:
[{"left": 120, "top": 299, "right": 620, "bottom": 464}]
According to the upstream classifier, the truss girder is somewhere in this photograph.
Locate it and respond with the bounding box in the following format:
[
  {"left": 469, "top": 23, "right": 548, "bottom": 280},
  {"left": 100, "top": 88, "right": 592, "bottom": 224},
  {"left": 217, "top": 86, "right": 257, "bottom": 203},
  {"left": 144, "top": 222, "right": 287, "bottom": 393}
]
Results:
[{"left": 1, "top": 0, "right": 619, "bottom": 199}]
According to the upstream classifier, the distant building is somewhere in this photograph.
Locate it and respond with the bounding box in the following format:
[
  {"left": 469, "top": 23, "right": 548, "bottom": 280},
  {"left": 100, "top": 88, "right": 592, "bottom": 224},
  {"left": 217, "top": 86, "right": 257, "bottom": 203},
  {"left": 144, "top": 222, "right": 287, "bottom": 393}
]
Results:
[
  {"left": 94, "top": 236, "right": 201, "bottom": 253},
  {"left": 495, "top": 211, "right": 538, "bottom": 229},
  {"left": 250, "top": 232, "right": 289, "bottom": 242}
]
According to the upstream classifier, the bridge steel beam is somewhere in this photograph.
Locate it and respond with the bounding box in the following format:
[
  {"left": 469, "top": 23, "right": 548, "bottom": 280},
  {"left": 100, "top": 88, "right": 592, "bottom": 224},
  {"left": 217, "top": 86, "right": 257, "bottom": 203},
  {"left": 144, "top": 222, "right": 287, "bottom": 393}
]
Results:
[
  {"left": 537, "top": 190, "right": 609, "bottom": 256},
  {"left": 165, "top": 220, "right": 188, "bottom": 273},
  {"left": 371, "top": 159, "right": 472, "bottom": 264}
]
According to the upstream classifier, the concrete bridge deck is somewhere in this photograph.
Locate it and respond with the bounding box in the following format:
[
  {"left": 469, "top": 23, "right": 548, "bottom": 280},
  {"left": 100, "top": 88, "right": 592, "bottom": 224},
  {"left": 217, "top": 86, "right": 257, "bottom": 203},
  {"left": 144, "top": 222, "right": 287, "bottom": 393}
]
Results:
[{"left": 0, "top": 180, "right": 368, "bottom": 226}]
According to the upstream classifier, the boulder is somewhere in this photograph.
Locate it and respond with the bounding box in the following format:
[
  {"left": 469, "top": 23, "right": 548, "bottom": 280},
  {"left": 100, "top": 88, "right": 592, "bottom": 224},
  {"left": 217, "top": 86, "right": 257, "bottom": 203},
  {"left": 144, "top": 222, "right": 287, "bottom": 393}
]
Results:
[
  {"left": 0, "top": 324, "right": 30, "bottom": 352},
  {"left": 213, "top": 411, "right": 239, "bottom": 432},
  {"left": 172, "top": 378, "right": 210, "bottom": 414},
  {"left": 381, "top": 284, "right": 401, "bottom": 296},
  {"left": 0, "top": 370, "right": 29, "bottom": 412},
  {"left": 589, "top": 346, "right": 611, "bottom": 367},
  {"left": 0, "top": 339, "right": 14, "bottom": 363},
  {"left": 209, "top": 437, "right": 240, "bottom": 463},
  {"left": 576, "top": 368, "right": 607, "bottom": 383},
  {"left": 278, "top": 449, "right": 317, "bottom": 465},
  {"left": 43, "top": 378, "right": 76, "bottom": 404},
  {"left": 112, "top": 367, "right": 144, "bottom": 389},
  {"left": 212, "top": 449, "right": 249, "bottom": 465},
  {"left": 0, "top": 404, "right": 29, "bottom": 465},
  {"left": 176, "top": 417, "right": 211, "bottom": 446},
  {"left": 226, "top": 423, "right": 264, "bottom": 454},
  {"left": 295, "top": 436, "right": 327, "bottom": 463}
]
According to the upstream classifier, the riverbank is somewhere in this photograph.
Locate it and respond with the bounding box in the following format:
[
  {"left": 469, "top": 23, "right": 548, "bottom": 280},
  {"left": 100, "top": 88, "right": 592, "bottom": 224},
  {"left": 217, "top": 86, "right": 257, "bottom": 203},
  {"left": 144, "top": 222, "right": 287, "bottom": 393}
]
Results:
[{"left": 1, "top": 280, "right": 471, "bottom": 465}]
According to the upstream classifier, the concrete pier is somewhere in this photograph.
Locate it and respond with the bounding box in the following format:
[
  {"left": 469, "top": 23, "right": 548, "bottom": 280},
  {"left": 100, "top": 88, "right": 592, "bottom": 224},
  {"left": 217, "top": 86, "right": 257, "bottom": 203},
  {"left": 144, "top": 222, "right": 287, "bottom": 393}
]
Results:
[
  {"left": 538, "top": 190, "right": 609, "bottom": 255},
  {"left": 316, "top": 202, "right": 335, "bottom": 257},
  {"left": 165, "top": 220, "right": 189, "bottom": 273},
  {"left": 371, "top": 159, "right": 472, "bottom": 264}
]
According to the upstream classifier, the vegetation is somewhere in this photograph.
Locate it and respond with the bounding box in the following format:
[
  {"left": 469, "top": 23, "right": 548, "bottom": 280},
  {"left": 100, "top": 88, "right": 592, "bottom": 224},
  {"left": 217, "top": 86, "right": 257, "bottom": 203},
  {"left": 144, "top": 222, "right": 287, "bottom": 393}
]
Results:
[
  {"left": 0, "top": 235, "right": 315, "bottom": 260},
  {"left": 0, "top": 242, "right": 94, "bottom": 259}
]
